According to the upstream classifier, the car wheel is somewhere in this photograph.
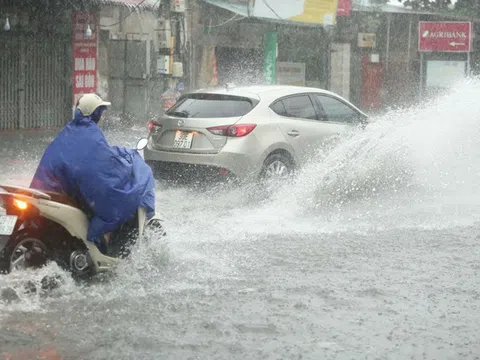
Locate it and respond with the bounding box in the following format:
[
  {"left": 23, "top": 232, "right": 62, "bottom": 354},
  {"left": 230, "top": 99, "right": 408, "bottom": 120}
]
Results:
[{"left": 259, "top": 153, "right": 295, "bottom": 186}]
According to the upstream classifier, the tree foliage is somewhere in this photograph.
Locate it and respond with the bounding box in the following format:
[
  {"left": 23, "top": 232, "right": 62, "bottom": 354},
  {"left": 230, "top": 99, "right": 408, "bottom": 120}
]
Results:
[
  {"left": 398, "top": 0, "right": 452, "bottom": 11},
  {"left": 396, "top": 0, "right": 480, "bottom": 17},
  {"left": 452, "top": 0, "right": 480, "bottom": 16}
]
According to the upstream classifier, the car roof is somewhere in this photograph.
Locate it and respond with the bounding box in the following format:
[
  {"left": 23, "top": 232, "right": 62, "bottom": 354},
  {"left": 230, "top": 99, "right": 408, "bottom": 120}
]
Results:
[
  {"left": 192, "top": 84, "right": 366, "bottom": 116},
  {"left": 194, "top": 84, "right": 335, "bottom": 98}
]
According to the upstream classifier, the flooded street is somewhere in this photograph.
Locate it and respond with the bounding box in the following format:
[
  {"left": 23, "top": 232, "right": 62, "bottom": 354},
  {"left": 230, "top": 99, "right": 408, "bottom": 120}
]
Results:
[{"left": 2, "top": 81, "right": 480, "bottom": 359}]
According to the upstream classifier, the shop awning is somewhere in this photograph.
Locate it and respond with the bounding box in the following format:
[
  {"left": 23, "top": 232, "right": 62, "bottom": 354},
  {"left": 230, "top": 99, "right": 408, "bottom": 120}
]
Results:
[
  {"left": 203, "top": 0, "right": 477, "bottom": 24},
  {"left": 202, "top": 0, "right": 250, "bottom": 17},
  {"left": 0, "top": 0, "right": 159, "bottom": 10},
  {"left": 91, "top": 0, "right": 159, "bottom": 9},
  {"left": 201, "top": 0, "right": 330, "bottom": 28}
]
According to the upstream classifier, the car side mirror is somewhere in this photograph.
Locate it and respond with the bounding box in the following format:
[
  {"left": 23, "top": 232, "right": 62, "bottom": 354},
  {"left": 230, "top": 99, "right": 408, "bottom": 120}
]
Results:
[{"left": 136, "top": 138, "right": 148, "bottom": 151}]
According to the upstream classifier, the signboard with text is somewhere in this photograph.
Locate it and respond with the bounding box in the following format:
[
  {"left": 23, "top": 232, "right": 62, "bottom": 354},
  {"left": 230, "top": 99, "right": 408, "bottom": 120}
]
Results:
[
  {"left": 72, "top": 12, "right": 98, "bottom": 106},
  {"left": 358, "top": 33, "right": 376, "bottom": 48},
  {"left": 276, "top": 62, "right": 306, "bottom": 86},
  {"left": 419, "top": 21, "right": 472, "bottom": 52},
  {"left": 253, "top": 0, "right": 338, "bottom": 26}
]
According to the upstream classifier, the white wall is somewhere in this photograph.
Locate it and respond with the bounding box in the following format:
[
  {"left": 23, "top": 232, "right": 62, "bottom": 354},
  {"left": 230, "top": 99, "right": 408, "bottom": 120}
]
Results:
[
  {"left": 330, "top": 43, "right": 351, "bottom": 100},
  {"left": 99, "top": 5, "right": 157, "bottom": 40},
  {"left": 97, "top": 5, "right": 157, "bottom": 100}
]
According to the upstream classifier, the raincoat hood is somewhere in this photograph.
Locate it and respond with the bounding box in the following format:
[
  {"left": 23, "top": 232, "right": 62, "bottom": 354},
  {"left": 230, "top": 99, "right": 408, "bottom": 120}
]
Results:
[{"left": 30, "top": 111, "right": 155, "bottom": 241}]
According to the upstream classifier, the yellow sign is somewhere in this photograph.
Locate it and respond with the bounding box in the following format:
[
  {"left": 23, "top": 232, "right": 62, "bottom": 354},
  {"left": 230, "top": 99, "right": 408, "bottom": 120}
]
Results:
[
  {"left": 358, "top": 33, "right": 376, "bottom": 48},
  {"left": 253, "top": 0, "right": 338, "bottom": 26}
]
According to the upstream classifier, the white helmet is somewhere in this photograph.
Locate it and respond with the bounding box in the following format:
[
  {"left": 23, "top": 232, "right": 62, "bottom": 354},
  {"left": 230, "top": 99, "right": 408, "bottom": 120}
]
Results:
[{"left": 76, "top": 93, "right": 111, "bottom": 116}]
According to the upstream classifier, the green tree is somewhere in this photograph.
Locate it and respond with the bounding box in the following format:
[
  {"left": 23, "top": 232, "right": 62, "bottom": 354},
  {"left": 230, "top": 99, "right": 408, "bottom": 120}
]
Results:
[
  {"left": 453, "top": 0, "right": 480, "bottom": 16},
  {"left": 398, "top": 0, "right": 452, "bottom": 11}
]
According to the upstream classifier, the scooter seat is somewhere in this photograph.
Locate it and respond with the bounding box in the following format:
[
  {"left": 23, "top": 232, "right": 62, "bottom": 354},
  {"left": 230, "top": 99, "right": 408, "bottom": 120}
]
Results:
[{"left": 43, "top": 191, "right": 81, "bottom": 209}]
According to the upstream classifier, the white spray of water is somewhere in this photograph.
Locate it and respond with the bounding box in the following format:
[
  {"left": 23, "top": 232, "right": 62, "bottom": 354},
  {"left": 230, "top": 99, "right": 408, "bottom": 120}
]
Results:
[
  {"left": 0, "top": 263, "right": 80, "bottom": 319},
  {"left": 231, "top": 79, "right": 480, "bottom": 233}
]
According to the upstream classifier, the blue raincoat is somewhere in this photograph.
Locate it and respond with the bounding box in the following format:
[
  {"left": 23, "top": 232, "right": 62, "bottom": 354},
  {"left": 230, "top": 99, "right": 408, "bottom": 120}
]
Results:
[{"left": 30, "top": 110, "right": 155, "bottom": 242}]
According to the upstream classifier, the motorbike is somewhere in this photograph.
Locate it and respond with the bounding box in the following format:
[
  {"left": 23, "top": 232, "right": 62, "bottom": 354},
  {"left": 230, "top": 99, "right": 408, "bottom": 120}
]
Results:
[{"left": 0, "top": 138, "right": 165, "bottom": 278}]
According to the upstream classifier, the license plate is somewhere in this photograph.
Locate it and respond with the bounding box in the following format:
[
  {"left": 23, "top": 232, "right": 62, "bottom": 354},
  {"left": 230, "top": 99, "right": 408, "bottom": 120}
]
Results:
[
  {"left": 0, "top": 215, "right": 17, "bottom": 236},
  {"left": 173, "top": 131, "right": 193, "bottom": 149}
]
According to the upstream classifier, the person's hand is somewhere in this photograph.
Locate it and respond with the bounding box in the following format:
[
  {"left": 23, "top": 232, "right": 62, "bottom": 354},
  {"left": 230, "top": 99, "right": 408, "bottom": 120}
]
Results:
[{"left": 104, "top": 232, "right": 112, "bottom": 244}]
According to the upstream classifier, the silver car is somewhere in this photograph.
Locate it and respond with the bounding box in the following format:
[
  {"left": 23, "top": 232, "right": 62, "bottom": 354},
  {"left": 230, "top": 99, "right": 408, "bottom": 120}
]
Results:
[{"left": 144, "top": 85, "right": 368, "bottom": 182}]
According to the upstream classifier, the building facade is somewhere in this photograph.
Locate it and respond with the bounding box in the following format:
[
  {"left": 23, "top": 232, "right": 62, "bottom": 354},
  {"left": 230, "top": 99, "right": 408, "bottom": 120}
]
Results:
[
  {"left": 1, "top": 0, "right": 478, "bottom": 130},
  {"left": 0, "top": 0, "right": 162, "bottom": 130}
]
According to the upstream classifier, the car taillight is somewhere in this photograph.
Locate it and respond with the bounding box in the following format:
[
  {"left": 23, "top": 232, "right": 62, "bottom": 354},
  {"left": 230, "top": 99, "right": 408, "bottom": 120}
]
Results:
[
  {"left": 148, "top": 120, "right": 162, "bottom": 132},
  {"left": 207, "top": 124, "right": 257, "bottom": 137}
]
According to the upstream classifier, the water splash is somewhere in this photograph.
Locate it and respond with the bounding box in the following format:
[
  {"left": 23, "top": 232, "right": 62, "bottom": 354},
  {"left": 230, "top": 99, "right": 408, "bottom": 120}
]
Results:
[
  {"left": 260, "top": 78, "right": 480, "bottom": 231},
  {"left": 0, "top": 263, "right": 80, "bottom": 319}
]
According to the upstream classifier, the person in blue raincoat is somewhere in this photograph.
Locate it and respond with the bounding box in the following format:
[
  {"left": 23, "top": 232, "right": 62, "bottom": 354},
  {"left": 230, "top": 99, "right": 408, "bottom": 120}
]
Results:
[{"left": 30, "top": 93, "right": 156, "bottom": 253}]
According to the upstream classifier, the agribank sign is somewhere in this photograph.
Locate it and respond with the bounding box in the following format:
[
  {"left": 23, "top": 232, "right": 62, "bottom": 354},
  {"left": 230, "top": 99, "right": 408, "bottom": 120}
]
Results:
[
  {"left": 418, "top": 21, "right": 472, "bottom": 52},
  {"left": 252, "top": 0, "right": 338, "bottom": 25}
]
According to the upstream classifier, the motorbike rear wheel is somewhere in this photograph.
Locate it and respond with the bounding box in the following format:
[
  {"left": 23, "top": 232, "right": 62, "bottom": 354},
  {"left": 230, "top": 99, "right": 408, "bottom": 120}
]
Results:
[{"left": 1, "top": 233, "right": 51, "bottom": 274}]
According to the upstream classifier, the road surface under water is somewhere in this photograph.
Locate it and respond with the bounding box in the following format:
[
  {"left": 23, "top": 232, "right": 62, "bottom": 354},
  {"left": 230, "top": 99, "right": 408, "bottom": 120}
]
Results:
[{"left": 1, "top": 81, "right": 480, "bottom": 359}]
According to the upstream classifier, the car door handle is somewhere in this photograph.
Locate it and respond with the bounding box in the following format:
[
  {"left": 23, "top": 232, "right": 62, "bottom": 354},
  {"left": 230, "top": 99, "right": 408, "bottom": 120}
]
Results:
[{"left": 287, "top": 130, "right": 300, "bottom": 137}]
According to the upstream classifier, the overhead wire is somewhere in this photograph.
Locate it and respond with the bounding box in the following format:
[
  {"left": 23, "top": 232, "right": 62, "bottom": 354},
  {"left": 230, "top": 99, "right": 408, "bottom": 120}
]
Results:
[
  {"left": 260, "top": 0, "right": 283, "bottom": 19},
  {"left": 205, "top": 13, "right": 245, "bottom": 28},
  {"left": 66, "top": 0, "right": 80, "bottom": 10},
  {"left": 100, "top": 0, "right": 160, "bottom": 28}
]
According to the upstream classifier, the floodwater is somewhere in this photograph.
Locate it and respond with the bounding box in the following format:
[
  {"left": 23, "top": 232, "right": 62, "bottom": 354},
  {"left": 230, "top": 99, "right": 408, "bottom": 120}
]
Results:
[{"left": 1, "top": 80, "right": 480, "bottom": 359}]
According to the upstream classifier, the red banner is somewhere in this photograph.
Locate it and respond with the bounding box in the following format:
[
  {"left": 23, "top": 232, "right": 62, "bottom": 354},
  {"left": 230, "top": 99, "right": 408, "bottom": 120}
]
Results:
[
  {"left": 72, "top": 12, "right": 98, "bottom": 106},
  {"left": 337, "top": 0, "right": 351, "bottom": 16},
  {"left": 418, "top": 21, "right": 472, "bottom": 53}
]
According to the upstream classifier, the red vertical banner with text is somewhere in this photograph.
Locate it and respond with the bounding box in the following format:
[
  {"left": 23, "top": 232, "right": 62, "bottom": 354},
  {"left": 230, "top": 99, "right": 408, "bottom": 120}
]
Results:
[
  {"left": 72, "top": 12, "right": 98, "bottom": 106},
  {"left": 337, "top": 0, "right": 351, "bottom": 16}
]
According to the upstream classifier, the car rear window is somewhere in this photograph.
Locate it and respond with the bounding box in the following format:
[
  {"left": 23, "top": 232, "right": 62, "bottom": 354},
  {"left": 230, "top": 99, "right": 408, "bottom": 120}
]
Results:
[{"left": 165, "top": 94, "right": 257, "bottom": 118}]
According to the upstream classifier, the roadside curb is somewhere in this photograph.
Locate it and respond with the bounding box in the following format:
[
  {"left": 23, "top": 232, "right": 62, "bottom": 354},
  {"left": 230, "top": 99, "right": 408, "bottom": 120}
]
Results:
[{"left": 0, "top": 128, "right": 60, "bottom": 136}]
